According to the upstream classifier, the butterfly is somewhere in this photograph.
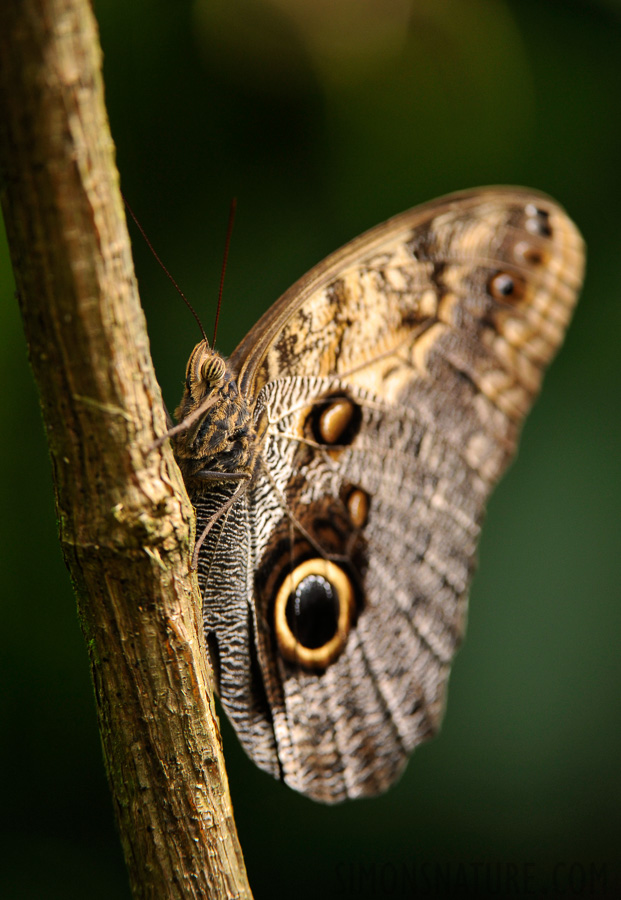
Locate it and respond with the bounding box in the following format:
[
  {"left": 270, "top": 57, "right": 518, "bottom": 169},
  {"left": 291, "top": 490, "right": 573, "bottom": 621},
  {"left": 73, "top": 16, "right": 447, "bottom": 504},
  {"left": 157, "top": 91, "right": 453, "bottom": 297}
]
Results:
[{"left": 169, "top": 188, "right": 584, "bottom": 803}]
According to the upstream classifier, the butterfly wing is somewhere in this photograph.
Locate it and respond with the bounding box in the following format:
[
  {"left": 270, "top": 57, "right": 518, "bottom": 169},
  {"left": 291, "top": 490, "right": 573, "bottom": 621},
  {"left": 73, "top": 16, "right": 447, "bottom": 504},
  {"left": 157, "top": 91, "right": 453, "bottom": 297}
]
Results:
[{"left": 201, "top": 188, "right": 584, "bottom": 803}]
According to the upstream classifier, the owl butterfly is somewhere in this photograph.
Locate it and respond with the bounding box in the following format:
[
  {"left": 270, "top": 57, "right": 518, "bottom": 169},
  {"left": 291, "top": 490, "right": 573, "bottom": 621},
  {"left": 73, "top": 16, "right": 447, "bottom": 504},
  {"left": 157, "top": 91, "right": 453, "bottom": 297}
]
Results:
[{"left": 170, "top": 188, "right": 584, "bottom": 804}]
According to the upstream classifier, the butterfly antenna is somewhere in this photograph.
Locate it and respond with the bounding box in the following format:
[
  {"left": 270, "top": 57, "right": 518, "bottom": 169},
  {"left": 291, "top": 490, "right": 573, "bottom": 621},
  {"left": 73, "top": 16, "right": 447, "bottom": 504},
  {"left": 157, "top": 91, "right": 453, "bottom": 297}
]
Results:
[
  {"left": 122, "top": 192, "right": 209, "bottom": 345},
  {"left": 213, "top": 197, "right": 237, "bottom": 349}
]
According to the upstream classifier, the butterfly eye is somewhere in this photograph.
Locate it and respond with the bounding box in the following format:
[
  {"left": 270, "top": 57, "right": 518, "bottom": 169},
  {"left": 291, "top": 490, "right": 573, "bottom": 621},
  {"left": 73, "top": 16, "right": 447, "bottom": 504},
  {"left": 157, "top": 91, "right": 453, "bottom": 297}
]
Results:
[
  {"left": 199, "top": 355, "right": 226, "bottom": 386},
  {"left": 274, "top": 559, "right": 355, "bottom": 671},
  {"left": 488, "top": 271, "right": 526, "bottom": 303}
]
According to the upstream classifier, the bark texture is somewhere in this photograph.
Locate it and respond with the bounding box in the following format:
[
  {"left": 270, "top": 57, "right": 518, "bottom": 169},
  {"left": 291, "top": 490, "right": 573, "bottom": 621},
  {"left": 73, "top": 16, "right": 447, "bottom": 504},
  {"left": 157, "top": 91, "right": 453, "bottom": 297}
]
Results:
[{"left": 0, "top": 1, "right": 252, "bottom": 897}]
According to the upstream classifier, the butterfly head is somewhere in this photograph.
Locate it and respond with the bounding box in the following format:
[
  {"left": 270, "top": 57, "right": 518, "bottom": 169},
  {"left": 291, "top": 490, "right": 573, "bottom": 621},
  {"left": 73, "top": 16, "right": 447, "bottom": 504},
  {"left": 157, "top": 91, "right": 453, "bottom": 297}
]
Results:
[
  {"left": 184, "top": 339, "right": 227, "bottom": 405},
  {"left": 173, "top": 338, "right": 257, "bottom": 483}
]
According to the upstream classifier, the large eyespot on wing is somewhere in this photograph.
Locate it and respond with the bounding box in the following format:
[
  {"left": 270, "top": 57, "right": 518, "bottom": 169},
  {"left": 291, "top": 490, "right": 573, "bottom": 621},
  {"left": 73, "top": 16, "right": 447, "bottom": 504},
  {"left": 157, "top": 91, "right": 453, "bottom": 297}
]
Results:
[{"left": 229, "top": 189, "right": 585, "bottom": 802}]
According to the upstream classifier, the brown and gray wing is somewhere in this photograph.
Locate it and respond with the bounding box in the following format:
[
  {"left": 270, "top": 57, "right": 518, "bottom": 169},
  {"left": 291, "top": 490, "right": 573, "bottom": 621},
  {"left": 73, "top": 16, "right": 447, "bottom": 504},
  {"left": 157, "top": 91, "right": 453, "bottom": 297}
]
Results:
[
  {"left": 238, "top": 190, "right": 584, "bottom": 802},
  {"left": 248, "top": 374, "right": 486, "bottom": 802},
  {"left": 194, "top": 487, "right": 281, "bottom": 780}
]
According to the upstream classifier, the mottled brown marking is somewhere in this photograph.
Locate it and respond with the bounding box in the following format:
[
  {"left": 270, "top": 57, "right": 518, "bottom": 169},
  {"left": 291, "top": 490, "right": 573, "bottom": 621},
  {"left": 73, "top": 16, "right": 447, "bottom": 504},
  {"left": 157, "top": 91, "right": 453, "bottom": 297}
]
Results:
[
  {"left": 315, "top": 521, "right": 346, "bottom": 554},
  {"left": 488, "top": 271, "right": 526, "bottom": 303},
  {"left": 347, "top": 488, "right": 370, "bottom": 528},
  {"left": 326, "top": 278, "right": 348, "bottom": 306},
  {"left": 525, "top": 204, "right": 553, "bottom": 237},
  {"left": 514, "top": 241, "right": 545, "bottom": 267}
]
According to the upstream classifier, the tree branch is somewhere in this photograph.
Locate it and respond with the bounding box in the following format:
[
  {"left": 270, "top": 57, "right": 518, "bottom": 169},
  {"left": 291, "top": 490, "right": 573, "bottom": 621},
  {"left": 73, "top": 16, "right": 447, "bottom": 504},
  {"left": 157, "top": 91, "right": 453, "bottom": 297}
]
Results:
[{"left": 0, "top": 1, "right": 252, "bottom": 896}]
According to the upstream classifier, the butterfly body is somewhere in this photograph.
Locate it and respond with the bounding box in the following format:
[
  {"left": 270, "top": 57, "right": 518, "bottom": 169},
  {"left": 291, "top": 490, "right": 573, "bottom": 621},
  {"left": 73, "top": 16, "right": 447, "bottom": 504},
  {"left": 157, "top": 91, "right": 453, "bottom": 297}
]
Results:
[
  {"left": 174, "top": 343, "right": 257, "bottom": 482},
  {"left": 171, "top": 188, "right": 584, "bottom": 803}
]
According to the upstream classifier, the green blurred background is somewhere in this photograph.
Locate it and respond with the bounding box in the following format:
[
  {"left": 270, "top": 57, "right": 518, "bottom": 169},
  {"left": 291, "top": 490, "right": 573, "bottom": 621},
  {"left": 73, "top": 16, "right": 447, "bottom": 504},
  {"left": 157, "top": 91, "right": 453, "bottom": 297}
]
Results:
[{"left": 1, "top": 0, "right": 620, "bottom": 896}]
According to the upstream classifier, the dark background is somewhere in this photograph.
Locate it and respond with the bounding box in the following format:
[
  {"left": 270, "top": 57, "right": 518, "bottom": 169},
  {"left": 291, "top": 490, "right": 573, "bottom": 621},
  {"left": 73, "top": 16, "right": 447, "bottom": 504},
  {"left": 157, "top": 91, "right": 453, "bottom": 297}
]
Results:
[{"left": 1, "top": 0, "right": 620, "bottom": 897}]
